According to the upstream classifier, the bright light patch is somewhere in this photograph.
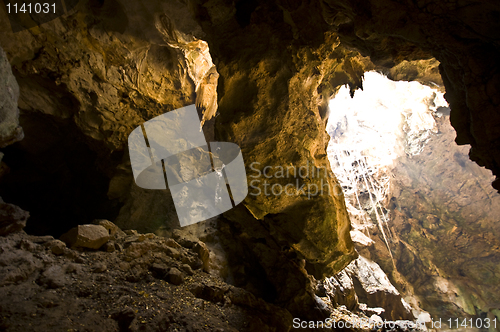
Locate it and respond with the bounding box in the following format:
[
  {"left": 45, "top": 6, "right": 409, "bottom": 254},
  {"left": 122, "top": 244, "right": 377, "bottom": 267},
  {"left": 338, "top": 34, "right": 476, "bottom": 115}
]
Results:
[{"left": 327, "top": 71, "right": 448, "bottom": 254}]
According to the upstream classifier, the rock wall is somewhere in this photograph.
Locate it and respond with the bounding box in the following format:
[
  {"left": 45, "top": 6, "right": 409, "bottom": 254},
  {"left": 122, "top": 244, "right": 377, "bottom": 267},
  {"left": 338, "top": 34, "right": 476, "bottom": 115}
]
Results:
[
  {"left": 358, "top": 113, "right": 500, "bottom": 321},
  {"left": 0, "top": 47, "right": 23, "bottom": 149}
]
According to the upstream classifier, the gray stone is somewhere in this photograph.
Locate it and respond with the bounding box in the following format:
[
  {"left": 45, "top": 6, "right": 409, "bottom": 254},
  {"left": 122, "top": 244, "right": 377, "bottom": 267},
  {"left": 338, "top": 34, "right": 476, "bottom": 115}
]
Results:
[
  {"left": 92, "top": 219, "right": 126, "bottom": 239},
  {"left": 150, "top": 263, "right": 169, "bottom": 280},
  {"left": 39, "top": 265, "right": 67, "bottom": 288},
  {"left": 101, "top": 241, "right": 116, "bottom": 253}
]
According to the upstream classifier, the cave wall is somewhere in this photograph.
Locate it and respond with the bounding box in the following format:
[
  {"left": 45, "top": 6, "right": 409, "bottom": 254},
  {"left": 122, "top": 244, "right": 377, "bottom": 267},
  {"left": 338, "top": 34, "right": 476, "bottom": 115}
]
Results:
[
  {"left": 0, "top": 0, "right": 205, "bottom": 235},
  {"left": 358, "top": 114, "right": 500, "bottom": 320},
  {"left": 0, "top": 0, "right": 362, "bottom": 318}
]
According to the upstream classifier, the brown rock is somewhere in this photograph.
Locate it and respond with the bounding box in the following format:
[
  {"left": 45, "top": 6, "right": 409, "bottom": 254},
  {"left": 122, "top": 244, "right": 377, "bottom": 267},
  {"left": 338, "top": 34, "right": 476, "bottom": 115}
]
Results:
[
  {"left": 164, "top": 247, "right": 181, "bottom": 259},
  {"left": 60, "top": 225, "right": 110, "bottom": 250},
  {"left": 193, "top": 242, "right": 210, "bottom": 273},
  {"left": 180, "top": 264, "right": 194, "bottom": 276},
  {"left": 101, "top": 241, "right": 116, "bottom": 253},
  {"left": 92, "top": 219, "right": 126, "bottom": 239},
  {"left": 150, "top": 263, "right": 169, "bottom": 280},
  {"left": 46, "top": 240, "right": 67, "bottom": 256},
  {"left": 165, "top": 238, "right": 182, "bottom": 249},
  {"left": 92, "top": 263, "right": 107, "bottom": 273},
  {"left": 167, "top": 268, "right": 184, "bottom": 286}
]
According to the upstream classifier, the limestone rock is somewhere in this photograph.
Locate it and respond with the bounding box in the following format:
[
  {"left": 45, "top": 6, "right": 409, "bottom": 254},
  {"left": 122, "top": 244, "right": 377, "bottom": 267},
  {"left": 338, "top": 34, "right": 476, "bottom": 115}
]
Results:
[
  {"left": 0, "top": 197, "right": 29, "bottom": 236},
  {"left": 180, "top": 264, "right": 194, "bottom": 276},
  {"left": 193, "top": 241, "right": 210, "bottom": 273},
  {"left": 0, "top": 47, "right": 23, "bottom": 148},
  {"left": 343, "top": 256, "right": 414, "bottom": 321},
  {"left": 327, "top": 255, "right": 414, "bottom": 321},
  {"left": 359, "top": 114, "right": 500, "bottom": 319},
  {"left": 60, "top": 224, "right": 110, "bottom": 250},
  {"left": 92, "top": 219, "right": 126, "bottom": 239}
]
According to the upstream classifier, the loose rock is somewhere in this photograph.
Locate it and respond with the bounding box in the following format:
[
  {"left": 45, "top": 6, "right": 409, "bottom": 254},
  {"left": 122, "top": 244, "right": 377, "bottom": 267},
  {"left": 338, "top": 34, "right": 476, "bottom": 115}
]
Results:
[{"left": 60, "top": 224, "right": 110, "bottom": 250}]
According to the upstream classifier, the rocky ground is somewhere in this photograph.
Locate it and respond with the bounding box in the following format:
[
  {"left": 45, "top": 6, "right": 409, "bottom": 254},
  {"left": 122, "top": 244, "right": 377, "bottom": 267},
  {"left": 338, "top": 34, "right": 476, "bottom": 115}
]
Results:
[
  {"left": 0, "top": 217, "right": 433, "bottom": 332},
  {"left": 0, "top": 220, "right": 292, "bottom": 332}
]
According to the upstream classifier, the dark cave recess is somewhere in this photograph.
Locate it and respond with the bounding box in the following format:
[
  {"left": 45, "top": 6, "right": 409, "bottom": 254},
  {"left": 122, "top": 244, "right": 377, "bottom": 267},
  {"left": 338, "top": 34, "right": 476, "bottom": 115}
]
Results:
[{"left": 0, "top": 110, "right": 121, "bottom": 237}]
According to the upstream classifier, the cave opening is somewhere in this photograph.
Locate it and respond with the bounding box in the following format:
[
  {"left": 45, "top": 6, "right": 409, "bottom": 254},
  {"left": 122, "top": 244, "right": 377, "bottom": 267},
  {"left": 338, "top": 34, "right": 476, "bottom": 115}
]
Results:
[
  {"left": 325, "top": 71, "right": 500, "bottom": 321},
  {"left": 326, "top": 71, "right": 448, "bottom": 253}
]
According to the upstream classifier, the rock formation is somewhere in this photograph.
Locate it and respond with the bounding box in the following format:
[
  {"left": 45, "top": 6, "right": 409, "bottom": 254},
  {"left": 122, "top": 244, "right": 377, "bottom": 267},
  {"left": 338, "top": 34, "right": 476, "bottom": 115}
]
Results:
[
  {"left": 0, "top": 0, "right": 499, "bottom": 329},
  {"left": 358, "top": 113, "right": 500, "bottom": 321},
  {"left": 0, "top": 46, "right": 23, "bottom": 148}
]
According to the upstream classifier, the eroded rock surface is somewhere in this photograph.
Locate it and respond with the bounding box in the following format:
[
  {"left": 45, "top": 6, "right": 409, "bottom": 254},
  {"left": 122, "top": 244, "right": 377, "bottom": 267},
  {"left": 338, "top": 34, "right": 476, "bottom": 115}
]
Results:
[
  {"left": 358, "top": 114, "right": 500, "bottom": 320},
  {"left": 0, "top": 46, "right": 23, "bottom": 148}
]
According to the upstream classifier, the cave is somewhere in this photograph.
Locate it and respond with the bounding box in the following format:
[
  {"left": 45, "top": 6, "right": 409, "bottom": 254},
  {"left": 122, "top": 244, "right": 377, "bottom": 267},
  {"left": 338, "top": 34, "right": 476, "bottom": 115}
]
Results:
[{"left": 0, "top": 0, "right": 499, "bottom": 331}]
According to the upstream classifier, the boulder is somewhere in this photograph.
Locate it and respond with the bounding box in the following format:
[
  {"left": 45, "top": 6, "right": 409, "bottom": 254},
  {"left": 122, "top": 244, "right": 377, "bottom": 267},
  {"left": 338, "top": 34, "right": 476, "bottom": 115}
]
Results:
[
  {"left": 193, "top": 242, "right": 210, "bottom": 273},
  {"left": 60, "top": 224, "right": 110, "bottom": 250},
  {"left": 92, "top": 219, "right": 126, "bottom": 239}
]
